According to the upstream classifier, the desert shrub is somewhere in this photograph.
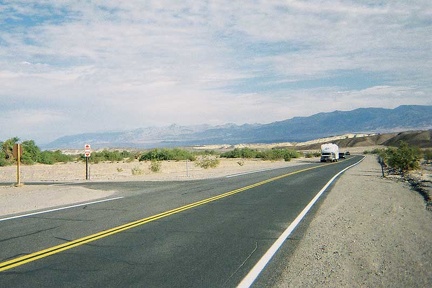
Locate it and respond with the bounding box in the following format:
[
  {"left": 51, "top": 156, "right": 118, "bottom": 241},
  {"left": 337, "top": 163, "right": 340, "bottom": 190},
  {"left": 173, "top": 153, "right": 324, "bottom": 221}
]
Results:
[
  {"left": 304, "top": 151, "right": 321, "bottom": 158},
  {"left": 380, "top": 141, "right": 421, "bottom": 174},
  {"left": 220, "top": 148, "right": 258, "bottom": 159},
  {"left": 204, "top": 149, "right": 218, "bottom": 155},
  {"left": 304, "top": 152, "right": 314, "bottom": 158},
  {"left": 149, "top": 160, "right": 162, "bottom": 172},
  {"left": 284, "top": 149, "right": 302, "bottom": 160},
  {"left": 139, "top": 148, "right": 196, "bottom": 161},
  {"left": 364, "top": 148, "right": 384, "bottom": 155},
  {"left": 195, "top": 156, "right": 220, "bottom": 169},
  {"left": 221, "top": 148, "right": 300, "bottom": 161},
  {"left": 1, "top": 137, "right": 19, "bottom": 163},
  {"left": 39, "top": 150, "right": 74, "bottom": 164},
  {"left": 39, "top": 151, "right": 55, "bottom": 164},
  {"left": 256, "top": 148, "right": 302, "bottom": 161},
  {"left": 131, "top": 166, "right": 144, "bottom": 175},
  {"left": 89, "top": 150, "right": 131, "bottom": 163},
  {"left": 126, "top": 153, "right": 138, "bottom": 163},
  {"left": 53, "top": 150, "right": 75, "bottom": 162},
  {"left": 0, "top": 137, "right": 75, "bottom": 165},
  {"left": 371, "top": 148, "right": 384, "bottom": 154},
  {"left": 0, "top": 150, "right": 8, "bottom": 167},
  {"left": 20, "top": 140, "right": 41, "bottom": 164}
]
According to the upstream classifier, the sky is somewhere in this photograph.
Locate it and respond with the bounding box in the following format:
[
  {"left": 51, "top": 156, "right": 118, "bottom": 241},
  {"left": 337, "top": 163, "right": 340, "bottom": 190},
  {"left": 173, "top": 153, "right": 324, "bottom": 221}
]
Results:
[{"left": 1, "top": 0, "right": 431, "bottom": 144}]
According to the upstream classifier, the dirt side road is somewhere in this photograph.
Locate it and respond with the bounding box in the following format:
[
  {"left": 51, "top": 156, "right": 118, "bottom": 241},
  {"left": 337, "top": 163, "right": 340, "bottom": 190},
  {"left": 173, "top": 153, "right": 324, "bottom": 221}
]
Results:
[{"left": 275, "top": 155, "right": 432, "bottom": 287}]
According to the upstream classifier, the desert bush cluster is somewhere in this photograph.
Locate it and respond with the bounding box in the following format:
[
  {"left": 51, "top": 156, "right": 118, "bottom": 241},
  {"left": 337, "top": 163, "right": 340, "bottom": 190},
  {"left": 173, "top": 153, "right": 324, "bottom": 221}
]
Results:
[
  {"left": 0, "top": 137, "right": 74, "bottom": 166},
  {"left": 364, "top": 141, "right": 427, "bottom": 175},
  {"left": 87, "top": 150, "right": 134, "bottom": 163},
  {"left": 220, "top": 147, "right": 301, "bottom": 161},
  {"left": 195, "top": 156, "right": 220, "bottom": 169},
  {"left": 304, "top": 151, "right": 321, "bottom": 158},
  {"left": 139, "top": 148, "right": 196, "bottom": 161},
  {"left": 1, "top": 137, "right": 305, "bottom": 170},
  {"left": 367, "top": 141, "right": 432, "bottom": 208}
]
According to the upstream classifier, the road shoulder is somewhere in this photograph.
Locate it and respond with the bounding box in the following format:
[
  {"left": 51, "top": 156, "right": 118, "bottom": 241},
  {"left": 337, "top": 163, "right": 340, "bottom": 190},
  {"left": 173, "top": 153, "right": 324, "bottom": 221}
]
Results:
[
  {"left": 275, "top": 155, "right": 432, "bottom": 287},
  {"left": 0, "top": 184, "right": 116, "bottom": 217}
]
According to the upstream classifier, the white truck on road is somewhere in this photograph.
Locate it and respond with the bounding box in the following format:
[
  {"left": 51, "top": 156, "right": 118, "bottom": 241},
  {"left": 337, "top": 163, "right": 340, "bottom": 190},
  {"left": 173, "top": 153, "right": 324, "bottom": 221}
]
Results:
[{"left": 320, "top": 143, "right": 339, "bottom": 162}]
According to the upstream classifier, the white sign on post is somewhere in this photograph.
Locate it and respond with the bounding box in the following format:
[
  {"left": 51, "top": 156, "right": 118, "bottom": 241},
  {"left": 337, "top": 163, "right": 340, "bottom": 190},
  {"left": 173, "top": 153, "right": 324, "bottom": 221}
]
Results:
[
  {"left": 84, "top": 144, "right": 91, "bottom": 157},
  {"left": 84, "top": 144, "right": 91, "bottom": 180}
]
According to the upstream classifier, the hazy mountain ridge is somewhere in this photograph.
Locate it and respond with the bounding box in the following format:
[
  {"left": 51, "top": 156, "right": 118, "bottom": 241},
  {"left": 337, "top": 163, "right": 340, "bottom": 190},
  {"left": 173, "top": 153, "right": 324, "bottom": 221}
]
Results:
[
  {"left": 44, "top": 105, "right": 432, "bottom": 149},
  {"left": 293, "top": 130, "right": 432, "bottom": 150}
]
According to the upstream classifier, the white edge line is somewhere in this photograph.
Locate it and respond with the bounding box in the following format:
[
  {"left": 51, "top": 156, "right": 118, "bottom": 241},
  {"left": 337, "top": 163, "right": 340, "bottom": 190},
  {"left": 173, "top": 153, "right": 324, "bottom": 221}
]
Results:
[
  {"left": 237, "top": 156, "right": 365, "bottom": 288},
  {"left": 0, "top": 196, "right": 124, "bottom": 222}
]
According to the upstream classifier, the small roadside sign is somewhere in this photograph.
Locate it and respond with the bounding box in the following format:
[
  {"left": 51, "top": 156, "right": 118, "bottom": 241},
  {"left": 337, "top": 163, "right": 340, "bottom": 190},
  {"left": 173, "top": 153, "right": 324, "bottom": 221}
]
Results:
[
  {"left": 84, "top": 144, "right": 91, "bottom": 158},
  {"left": 84, "top": 144, "right": 91, "bottom": 180}
]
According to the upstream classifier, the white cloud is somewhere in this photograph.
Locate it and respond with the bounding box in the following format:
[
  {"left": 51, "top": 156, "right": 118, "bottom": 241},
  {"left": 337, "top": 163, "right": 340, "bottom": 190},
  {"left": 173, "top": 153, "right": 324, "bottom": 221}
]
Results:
[
  {"left": 0, "top": 0, "right": 431, "bottom": 143},
  {"left": 0, "top": 108, "right": 67, "bottom": 142}
]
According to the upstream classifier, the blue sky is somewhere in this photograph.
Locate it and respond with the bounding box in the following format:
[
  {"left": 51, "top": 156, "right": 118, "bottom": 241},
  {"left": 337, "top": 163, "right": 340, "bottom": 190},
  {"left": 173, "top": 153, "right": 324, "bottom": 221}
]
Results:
[{"left": 1, "top": 0, "right": 431, "bottom": 144}]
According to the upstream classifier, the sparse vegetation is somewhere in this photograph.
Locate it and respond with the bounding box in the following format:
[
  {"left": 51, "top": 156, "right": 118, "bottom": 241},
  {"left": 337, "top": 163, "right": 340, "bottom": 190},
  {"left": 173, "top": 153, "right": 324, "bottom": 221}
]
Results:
[
  {"left": 149, "top": 160, "right": 162, "bottom": 172},
  {"left": 195, "top": 156, "right": 220, "bottom": 169},
  {"left": 220, "top": 147, "right": 301, "bottom": 161},
  {"left": 38, "top": 150, "right": 75, "bottom": 164},
  {"left": 378, "top": 141, "right": 421, "bottom": 175},
  {"left": 363, "top": 148, "right": 384, "bottom": 155},
  {"left": 0, "top": 137, "right": 75, "bottom": 166},
  {"left": 139, "top": 148, "right": 196, "bottom": 162},
  {"left": 375, "top": 142, "right": 432, "bottom": 209},
  {"left": 131, "top": 166, "right": 144, "bottom": 175},
  {"left": 220, "top": 148, "right": 257, "bottom": 159},
  {"left": 1, "top": 137, "right": 19, "bottom": 165},
  {"left": 87, "top": 150, "right": 132, "bottom": 163},
  {"left": 304, "top": 151, "right": 321, "bottom": 158}
]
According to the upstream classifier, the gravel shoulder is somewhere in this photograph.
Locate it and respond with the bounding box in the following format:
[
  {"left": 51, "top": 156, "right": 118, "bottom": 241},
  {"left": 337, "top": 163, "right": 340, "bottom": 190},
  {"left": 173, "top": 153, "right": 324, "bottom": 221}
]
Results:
[
  {"left": 0, "top": 184, "right": 117, "bottom": 216},
  {"left": 275, "top": 155, "right": 432, "bottom": 287}
]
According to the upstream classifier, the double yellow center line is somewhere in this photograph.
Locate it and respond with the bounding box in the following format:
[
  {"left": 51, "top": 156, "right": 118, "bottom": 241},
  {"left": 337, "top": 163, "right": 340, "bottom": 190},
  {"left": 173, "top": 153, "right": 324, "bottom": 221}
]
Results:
[{"left": 0, "top": 164, "right": 325, "bottom": 272}]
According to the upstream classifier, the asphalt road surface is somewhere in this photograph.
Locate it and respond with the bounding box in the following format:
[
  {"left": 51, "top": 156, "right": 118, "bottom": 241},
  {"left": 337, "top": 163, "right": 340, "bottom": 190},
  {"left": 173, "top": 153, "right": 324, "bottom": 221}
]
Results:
[{"left": 0, "top": 156, "right": 363, "bottom": 287}]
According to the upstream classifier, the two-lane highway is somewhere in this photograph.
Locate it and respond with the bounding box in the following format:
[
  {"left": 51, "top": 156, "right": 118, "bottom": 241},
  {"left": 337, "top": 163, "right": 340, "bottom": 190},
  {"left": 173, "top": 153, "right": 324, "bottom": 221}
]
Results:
[{"left": 0, "top": 156, "right": 363, "bottom": 287}]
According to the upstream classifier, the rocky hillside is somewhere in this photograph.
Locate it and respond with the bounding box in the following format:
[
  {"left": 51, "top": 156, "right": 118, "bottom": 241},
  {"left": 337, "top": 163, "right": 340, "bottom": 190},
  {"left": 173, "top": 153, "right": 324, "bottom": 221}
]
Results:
[{"left": 295, "top": 130, "right": 432, "bottom": 150}]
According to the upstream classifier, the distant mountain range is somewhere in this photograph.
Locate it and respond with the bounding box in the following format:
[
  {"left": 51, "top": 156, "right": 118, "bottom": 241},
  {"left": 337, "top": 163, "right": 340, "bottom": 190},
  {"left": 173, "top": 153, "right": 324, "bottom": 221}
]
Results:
[{"left": 44, "top": 105, "right": 432, "bottom": 149}]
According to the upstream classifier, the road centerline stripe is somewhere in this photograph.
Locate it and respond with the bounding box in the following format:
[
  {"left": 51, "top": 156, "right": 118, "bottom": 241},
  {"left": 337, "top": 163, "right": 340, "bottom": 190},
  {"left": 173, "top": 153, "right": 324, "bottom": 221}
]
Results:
[{"left": 0, "top": 162, "right": 333, "bottom": 272}]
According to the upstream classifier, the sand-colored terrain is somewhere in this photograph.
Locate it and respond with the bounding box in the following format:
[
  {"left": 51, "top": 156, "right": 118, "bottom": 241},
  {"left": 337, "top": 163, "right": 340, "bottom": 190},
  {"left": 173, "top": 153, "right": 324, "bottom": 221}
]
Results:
[
  {"left": 0, "top": 157, "right": 308, "bottom": 183},
  {"left": 0, "top": 158, "right": 310, "bottom": 216},
  {"left": 1, "top": 155, "right": 431, "bottom": 286}
]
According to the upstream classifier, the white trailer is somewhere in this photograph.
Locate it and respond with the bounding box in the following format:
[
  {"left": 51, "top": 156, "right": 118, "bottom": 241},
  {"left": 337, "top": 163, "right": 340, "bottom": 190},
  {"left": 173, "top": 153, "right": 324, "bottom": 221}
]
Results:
[{"left": 320, "top": 143, "right": 339, "bottom": 162}]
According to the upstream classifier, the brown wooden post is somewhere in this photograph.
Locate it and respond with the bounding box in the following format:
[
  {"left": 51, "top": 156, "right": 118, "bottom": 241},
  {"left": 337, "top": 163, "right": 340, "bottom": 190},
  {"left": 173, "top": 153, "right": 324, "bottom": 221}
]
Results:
[{"left": 13, "top": 143, "right": 23, "bottom": 186}]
